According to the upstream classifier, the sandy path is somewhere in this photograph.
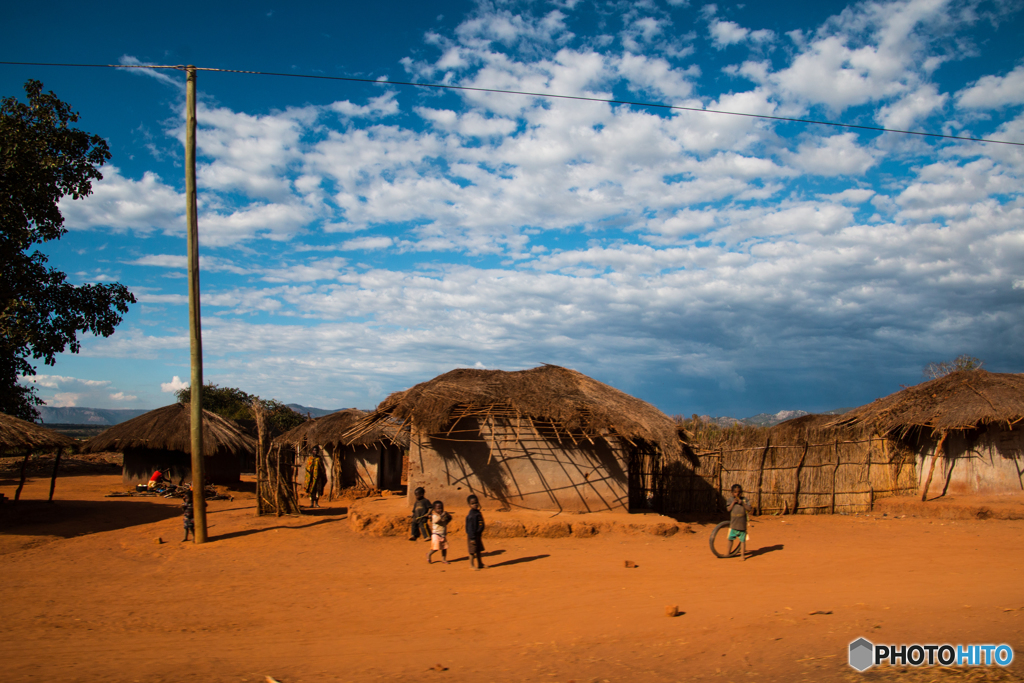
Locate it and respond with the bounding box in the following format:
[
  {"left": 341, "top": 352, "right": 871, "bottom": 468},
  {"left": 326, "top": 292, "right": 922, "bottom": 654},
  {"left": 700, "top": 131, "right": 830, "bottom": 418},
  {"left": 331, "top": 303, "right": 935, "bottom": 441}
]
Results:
[{"left": 2, "top": 475, "right": 1022, "bottom": 683}]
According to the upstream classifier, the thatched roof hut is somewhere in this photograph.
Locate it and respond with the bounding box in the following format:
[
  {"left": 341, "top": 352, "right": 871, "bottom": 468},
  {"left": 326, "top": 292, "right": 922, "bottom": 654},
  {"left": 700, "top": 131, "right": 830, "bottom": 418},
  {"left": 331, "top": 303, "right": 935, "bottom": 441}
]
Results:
[
  {"left": 276, "top": 408, "right": 409, "bottom": 450},
  {"left": 1, "top": 412, "right": 78, "bottom": 502},
  {"left": 351, "top": 364, "right": 692, "bottom": 462},
  {"left": 830, "top": 370, "right": 1024, "bottom": 436},
  {"left": 350, "top": 365, "right": 694, "bottom": 513},
  {"left": 275, "top": 408, "right": 409, "bottom": 497},
  {"left": 830, "top": 371, "right": 1024, "bottom": 498},
  {"left": 82, "top": 403, "right": 255, "bottom": 485},
  {"left": 0, "top": 413, "right": 77, "bottom": 453},
  {"left": 83, "top": 403, "right": 255, "bottom": 455}
]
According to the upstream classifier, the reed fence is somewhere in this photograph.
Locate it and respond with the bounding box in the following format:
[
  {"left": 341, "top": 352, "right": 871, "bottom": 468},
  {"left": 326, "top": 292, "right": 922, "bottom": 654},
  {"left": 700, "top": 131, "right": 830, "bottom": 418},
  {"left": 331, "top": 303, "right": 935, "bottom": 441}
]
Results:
[{"left": 657, "top": 436, "right": 917, "bottom": 516}]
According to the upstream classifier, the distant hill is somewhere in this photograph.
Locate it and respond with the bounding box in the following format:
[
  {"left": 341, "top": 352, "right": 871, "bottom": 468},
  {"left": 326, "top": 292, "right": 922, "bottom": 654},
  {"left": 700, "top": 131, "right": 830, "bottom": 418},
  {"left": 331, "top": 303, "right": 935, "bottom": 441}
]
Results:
[
  {"left": 285, "top": 404, "right": 354, "bottom": 419},
  {"left": 700, "top": 407, "right": 852, "bottom": 428},
  {"left": 38, "top": 407, "right": 151, "bottom": 425}
]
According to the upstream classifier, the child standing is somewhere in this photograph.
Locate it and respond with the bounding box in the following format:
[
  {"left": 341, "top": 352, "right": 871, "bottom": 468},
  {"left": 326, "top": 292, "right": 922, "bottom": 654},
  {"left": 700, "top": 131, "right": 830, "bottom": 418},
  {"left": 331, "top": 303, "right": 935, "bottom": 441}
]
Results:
[
  {"left": 409, "top": 487, "right": 432, "bottom": 542},
  {"left": 465, "top": 494, "right": 486, "bottom": 570},
  {"left": 726, "top": 483, "right": 752, "bottom": 561},
  {"left": 182, "top": 487, "right": 196, "bottom": 542},
  {"left": 426, "top": 500, "right": 452, "bottom": 565}
]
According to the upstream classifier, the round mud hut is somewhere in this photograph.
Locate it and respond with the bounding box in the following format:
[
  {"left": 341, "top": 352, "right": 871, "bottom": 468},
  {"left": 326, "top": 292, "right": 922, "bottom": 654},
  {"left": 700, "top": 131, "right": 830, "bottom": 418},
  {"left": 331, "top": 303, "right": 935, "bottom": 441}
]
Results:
[
  {"left": 275, "top": 408, "right": 409, "bottom": 499},
  {"left": 830, "top": 370, "right": 1024, "bottom": 498},
  {"left": 81, "top": 403, "right": 255, "bottom": 486},
  {"left": 345, "top": 365, "right": 696, "bottom": 514}
]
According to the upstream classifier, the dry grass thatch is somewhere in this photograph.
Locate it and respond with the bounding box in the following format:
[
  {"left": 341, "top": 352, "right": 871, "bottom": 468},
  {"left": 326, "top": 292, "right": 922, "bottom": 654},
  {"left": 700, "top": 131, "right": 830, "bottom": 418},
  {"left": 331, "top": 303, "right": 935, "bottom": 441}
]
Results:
[
  {"left": 830, "top": 370, "right": 1024, "bottom": 436},
  {"left": 81, "top": 403, "right": 255, "bottom": 457},
  {"left": 0, "top": 413, "right": 78, "bottom": 453},
  {"left": 274, "top": 408, "right": 409, "bottom": 449},
  {"left": 349, "top": 365, "right": 693, "bottom": 462}
]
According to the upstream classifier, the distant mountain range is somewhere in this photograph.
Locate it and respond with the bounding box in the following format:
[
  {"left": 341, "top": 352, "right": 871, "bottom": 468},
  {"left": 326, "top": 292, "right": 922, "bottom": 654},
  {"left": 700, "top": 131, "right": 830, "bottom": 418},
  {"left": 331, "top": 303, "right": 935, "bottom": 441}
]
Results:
[
  {"left": 38, "top": 407, "right": 152, "bottom": 425},
  {"left": 38, "top": 404, "right": 350, "bottom": 425},
  {"left": 285, "top": 404, "right": 350, "bottom": 419},
  {"left": 701, "top": 407, "right": 852, "bottom": 428}
]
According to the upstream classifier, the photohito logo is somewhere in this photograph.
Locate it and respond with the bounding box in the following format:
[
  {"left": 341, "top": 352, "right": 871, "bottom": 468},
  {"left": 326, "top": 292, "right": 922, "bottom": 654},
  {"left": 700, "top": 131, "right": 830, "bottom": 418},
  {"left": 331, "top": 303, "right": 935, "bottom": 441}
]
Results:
[{"left": 848, "top": 638, "right": 1014, "bottom": 672}]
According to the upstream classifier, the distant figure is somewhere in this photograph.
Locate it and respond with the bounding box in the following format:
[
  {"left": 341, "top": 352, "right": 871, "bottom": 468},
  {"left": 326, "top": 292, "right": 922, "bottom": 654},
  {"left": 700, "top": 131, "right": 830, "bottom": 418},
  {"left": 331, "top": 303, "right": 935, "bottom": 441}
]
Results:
[
  {"left": 148, "top": 467, "right": 170, "bottom": 490},
  {"left": 426, "top": 500, "right": 452, "bottom": 565},
  {"left": 409, "top": 487, "right": 432, "bottom": 542},
  {"left": 181, "top": 487, "right": 206, "bottom": 542},
  {"left": 465, "top": 494, "right": 486, "bottom": 570},
  {"left": 304, "top": 452, "right": 327, "bottom": 508},
  {"left": 726, "top": 483, "right": 752, "bottom": 561}
]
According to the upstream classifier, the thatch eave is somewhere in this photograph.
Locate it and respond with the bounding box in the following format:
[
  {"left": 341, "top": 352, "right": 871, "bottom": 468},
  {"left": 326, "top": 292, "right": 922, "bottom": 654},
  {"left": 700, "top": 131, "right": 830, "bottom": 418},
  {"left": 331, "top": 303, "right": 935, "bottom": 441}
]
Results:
[
  {"left": 275, "top": 409, "right": 409, "bottom": 450},
  {"left": 347, "top": 365, "right": 695, "bottom": 465},
  {"left": 0, "top": 413, "right": 78, "bottom": 453},
  {"left": 81, "top": 403, "right": 255, "bottom": 457},
  {"left": 827, "top": 370, "right": 1024, "bottom": 437}
]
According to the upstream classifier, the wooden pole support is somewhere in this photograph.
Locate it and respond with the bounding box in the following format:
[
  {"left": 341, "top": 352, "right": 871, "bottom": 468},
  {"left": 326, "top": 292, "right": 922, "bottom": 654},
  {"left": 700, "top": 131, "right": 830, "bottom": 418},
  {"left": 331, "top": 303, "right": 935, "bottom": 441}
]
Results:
[
  {"left": 792, "top": 443, "right": 808, "bottom": 515},
  {"left": 14, "top": 450, "right": 31, "bottom": 501},
  {"left": 48, "top": 447, "right": 63, "bottom": 502},
  {"left": 920, "top": 432, "right": 946, "bottom": 502},
  {"left": 185, "top": 65, "right": 207, "bottom": 543}
]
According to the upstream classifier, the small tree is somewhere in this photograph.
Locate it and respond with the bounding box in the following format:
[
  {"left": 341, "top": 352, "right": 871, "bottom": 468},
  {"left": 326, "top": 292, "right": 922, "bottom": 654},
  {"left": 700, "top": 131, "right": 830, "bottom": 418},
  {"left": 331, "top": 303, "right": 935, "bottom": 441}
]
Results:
[
  {"left": 176, "top": 382, "right": 307, "bottom": 433},
  {"left": 923, "top": 355, "right": 983, "bottom": 380},
  {"left": 1, "top": 80, "right": 136, "bottom": 420}
]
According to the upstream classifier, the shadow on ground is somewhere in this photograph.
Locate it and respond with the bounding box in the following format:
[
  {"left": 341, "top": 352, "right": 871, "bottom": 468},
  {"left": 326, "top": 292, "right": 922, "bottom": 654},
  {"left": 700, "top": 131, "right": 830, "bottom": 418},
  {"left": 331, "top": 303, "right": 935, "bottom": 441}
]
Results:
[
  {"left": 213, "top": 518, "right": 339, "bottom": 542},
  {"left": 0, "top": 498, "right": 180, "bottom": 538}
]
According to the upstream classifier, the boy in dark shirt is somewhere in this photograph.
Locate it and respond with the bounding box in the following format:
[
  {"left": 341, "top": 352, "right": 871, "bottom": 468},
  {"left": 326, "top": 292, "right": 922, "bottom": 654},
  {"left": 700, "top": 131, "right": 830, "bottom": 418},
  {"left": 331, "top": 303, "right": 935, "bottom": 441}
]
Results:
[
  {"left": 409, "top": 487, "right": 432, "bottom": 541},
  {"left": 465, "top": 494, "right": 486, "bottom": 570},
  {"left": 726, "top": 483, "right": 752, "bottom": 561}
]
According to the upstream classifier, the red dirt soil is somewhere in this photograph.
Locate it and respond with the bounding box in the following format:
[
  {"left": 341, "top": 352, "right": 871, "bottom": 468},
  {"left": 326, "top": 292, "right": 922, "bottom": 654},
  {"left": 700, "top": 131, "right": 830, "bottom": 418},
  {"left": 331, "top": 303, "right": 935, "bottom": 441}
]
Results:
[{"left": 2, "top": 474, "right": 1022, "bottom": 683}]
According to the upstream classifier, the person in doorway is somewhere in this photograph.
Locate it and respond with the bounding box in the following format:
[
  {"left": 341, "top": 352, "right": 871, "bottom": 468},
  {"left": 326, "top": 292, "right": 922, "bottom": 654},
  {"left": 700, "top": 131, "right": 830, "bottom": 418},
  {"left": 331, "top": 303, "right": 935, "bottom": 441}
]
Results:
[
  {"left": 465, "top": 494, "right": 486, "bottom": 570},
  {"left": 726, "top": 483, "right": 753, "bottom": 561},
  {"left": 426, "top": 500, "right": 452, "bottom": 565},
  {"left": 409, "top": 487, "right": 432, "bottom": 541},
  {"left": 304, "top": 451, "right": 327, "bottom": 508}
]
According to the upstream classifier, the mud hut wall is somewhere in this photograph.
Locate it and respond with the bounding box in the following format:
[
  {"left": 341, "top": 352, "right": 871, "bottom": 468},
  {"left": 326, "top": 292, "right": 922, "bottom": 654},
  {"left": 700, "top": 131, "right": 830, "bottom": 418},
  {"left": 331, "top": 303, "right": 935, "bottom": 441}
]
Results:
[
  {"left": 406, "top": 417, "right": 630, "bottom": 513},
  {"left": 295, "top": 444, "right": 392, "bottom": 491},
  {"left": 913, "top": 426, "right": 1023, "bottom": 497},
  {"left": 342, "top": 444, "right": 384, "bottom": 490},
  {"left": 122, "top": 448, "right": 241, "bottom": 486},
  {"left": 672, "top": 437, "right": 917, "bottom": 515}
]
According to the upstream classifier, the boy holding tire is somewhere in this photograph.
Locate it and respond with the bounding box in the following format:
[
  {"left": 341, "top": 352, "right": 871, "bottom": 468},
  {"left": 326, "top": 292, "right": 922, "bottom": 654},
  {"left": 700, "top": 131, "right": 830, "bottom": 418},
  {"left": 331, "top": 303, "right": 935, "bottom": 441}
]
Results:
[{"left": 727, "top": 484, "right": 752, "bottom": 561}]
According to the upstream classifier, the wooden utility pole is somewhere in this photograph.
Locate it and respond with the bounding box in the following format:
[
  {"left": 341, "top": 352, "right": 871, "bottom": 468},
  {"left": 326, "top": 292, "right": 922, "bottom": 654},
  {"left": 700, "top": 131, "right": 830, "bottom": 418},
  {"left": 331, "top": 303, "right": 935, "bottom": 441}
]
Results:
[{"left": 185, "top": 65, "right": 208, "bottom": 543}]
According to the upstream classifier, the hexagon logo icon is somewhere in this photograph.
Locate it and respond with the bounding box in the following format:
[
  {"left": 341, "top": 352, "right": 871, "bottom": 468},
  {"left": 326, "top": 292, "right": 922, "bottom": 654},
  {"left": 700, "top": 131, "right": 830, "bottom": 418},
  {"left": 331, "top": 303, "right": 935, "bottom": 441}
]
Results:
[{"left": 849, "top": 637, "right": 874, "bottom": 672}]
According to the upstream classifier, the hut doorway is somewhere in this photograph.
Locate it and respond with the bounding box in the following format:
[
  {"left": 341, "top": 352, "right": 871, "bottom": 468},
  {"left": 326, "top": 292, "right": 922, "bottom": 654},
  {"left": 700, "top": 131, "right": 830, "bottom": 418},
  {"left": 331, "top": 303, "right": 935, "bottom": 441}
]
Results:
[
  {"left": 378, "top": 445, "right": 404, "bottom": 491},
  {"left": 627, "top": 443, "right": 660, "bottom": 511}
]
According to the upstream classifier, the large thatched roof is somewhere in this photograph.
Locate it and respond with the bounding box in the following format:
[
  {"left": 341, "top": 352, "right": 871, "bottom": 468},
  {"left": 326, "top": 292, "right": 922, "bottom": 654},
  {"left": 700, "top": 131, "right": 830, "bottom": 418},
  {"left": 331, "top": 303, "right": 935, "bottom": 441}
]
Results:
[
  {"left": 81, "top": 403, "right": 256, "bottom": 457},
  {"left": 349, "top": 365, "right": 694, "bottom": 462},
  {"left": 830, "top": 370, "right": 1024, "bottom": 436},
  {"left": 274, "top": 408, "right": 409, "bottom": 449},
  {"left": 0, "top": 413, "right": 77, "bottom": 452}
]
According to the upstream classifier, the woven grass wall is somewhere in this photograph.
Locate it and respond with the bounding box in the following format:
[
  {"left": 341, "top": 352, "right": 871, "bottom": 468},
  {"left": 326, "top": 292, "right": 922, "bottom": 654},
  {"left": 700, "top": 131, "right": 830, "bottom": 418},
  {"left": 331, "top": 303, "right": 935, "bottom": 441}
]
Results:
[{"left": 660, "top": 418, "right": 918, "bottom": 516}]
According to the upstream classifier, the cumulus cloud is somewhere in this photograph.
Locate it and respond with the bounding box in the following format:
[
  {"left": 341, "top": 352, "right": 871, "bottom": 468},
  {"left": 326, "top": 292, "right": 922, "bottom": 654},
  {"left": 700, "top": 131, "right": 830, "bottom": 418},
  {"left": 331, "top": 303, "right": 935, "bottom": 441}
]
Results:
[
  {"left": 956, "top": 65, "right": 1024, "bottom": 109},
  {"left": 161, "top": 376, "right": 189, "bottom": 393}
]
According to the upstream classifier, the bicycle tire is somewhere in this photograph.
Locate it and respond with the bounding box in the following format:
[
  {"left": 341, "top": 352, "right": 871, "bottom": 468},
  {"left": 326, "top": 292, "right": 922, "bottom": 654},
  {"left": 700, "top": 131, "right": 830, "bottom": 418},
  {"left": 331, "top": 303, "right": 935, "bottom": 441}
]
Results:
[{"left": 709, "top": 520, "right": 740, "bottom": 558}]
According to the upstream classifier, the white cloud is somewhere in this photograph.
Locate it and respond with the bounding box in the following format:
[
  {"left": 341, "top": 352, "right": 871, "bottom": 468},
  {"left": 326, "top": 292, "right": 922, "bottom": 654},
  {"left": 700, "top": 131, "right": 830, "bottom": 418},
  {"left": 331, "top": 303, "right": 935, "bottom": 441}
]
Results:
[
  {"left": 161, "top": 376, "right": 189, "bottom": 393},
  {"left": 109, "top": 392, "right": 138, "bottom": 401},
  {"left": 956, "top": 65, "right": 1024, "bottom": 109},
  {"left": 786, "top": 133, "right": 878, "bottom": 176},
  {"left": 876, "top": 84, "right": 948, "bottom": 130}
]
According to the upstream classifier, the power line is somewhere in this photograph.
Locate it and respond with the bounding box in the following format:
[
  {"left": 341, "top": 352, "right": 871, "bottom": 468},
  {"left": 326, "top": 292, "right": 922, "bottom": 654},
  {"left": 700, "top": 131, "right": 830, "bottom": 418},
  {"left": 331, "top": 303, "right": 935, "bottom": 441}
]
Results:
[{"left": 2, "top": 60, "right": 1021, "bottom": 147}]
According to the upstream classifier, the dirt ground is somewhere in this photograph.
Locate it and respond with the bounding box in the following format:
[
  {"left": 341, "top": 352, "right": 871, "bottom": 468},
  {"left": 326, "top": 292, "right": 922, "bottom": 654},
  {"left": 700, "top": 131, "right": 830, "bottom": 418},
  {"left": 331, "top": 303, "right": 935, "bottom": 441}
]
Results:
[{"left": 2, "top": 472, "right": 1023, "bottom": 683}]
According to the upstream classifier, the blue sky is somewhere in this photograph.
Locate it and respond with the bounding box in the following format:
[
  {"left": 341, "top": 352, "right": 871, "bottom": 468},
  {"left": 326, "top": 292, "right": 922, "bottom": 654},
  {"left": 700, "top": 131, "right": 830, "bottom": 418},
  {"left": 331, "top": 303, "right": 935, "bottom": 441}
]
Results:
[{"left": 3, "top": 0, "right": 1022, "bottom": 417}]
